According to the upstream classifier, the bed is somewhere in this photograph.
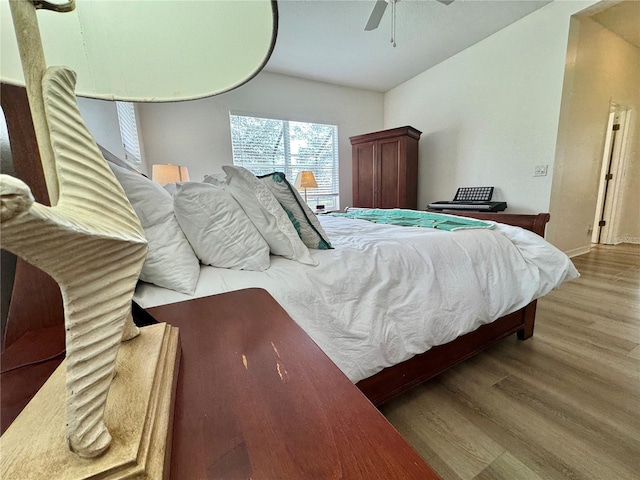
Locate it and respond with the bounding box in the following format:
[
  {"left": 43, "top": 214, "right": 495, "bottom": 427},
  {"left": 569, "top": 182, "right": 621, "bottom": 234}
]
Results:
[
  {"left": 1, "top": 82, "right": 578, "bottom": 408},
  {"left": 356, "top": 211, "right": 562, "bottom": 404},
  {"left": 133, "top": 206, "right": 577, "bottom": 405}
]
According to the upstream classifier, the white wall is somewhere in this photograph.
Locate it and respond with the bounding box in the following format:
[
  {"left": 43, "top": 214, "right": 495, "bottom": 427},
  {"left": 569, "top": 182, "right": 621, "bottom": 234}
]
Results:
[
  {"left": 137, "top": 71, "right": 384, "bottom": 208},
  {"left": 549, "top": 16, "right": 639, "bottom": 255},
  {"left": 76, "top": 98, "right": 124, "bottom": 159},
  {"left": 76, "top": 98, "right": 150, "bottom": 173},
  {"left": 384, "top": 0, "right": 597, "bottom": 216}
]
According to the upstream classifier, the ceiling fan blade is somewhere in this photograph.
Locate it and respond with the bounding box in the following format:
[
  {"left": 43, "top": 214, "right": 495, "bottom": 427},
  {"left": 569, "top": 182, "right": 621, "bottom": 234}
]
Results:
[
  {"left": 437, "top": 0, "right": 455, "bottom": 5},
  {"left": 365, "top": 0, "right": 388, "bottom": 31}
]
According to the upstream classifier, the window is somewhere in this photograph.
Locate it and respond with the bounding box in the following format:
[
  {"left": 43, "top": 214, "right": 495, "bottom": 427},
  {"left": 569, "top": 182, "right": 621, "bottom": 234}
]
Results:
[
  {"left": 230, "top": 114, "right": 339, "bottom": 209},
  {"left": 116, "top": 101, "right": 142, "bottom": 168}
]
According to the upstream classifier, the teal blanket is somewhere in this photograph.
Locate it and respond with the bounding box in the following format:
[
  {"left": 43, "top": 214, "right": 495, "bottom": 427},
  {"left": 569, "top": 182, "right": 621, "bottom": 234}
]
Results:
[{"left": 331, "top": 208, "right": 494, "bottom": 231}]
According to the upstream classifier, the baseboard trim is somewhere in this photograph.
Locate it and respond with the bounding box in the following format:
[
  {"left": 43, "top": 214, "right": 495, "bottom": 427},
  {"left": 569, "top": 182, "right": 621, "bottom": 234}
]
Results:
[
  {"left": 565, "top": 245, "right": 591, "bottom": 258},
  {"left": 614, "top": 237, "right": 640, "bottom": 245}
]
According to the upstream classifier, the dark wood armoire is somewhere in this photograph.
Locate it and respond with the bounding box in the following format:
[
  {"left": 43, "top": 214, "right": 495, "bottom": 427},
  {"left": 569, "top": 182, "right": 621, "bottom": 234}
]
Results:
[{"left": 350, "top": 126, "right": 421, "bottom": 209}]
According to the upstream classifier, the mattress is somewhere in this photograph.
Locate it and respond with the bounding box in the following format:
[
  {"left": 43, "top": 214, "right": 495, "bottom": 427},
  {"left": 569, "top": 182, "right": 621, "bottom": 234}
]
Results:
[{"left": 135, "top": 215, "right": 579, "bottom": 383}]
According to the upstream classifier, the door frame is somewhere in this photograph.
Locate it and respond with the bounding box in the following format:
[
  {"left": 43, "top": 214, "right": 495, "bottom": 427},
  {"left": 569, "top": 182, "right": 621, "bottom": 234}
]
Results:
[{"left": 591, "top": 102, "right": 632, "bottom": 245}]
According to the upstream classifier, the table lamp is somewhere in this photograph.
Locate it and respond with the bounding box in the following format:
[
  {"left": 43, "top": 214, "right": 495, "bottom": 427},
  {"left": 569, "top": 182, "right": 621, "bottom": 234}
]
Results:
[
  {"left": 152, "top": 164, "right": 190, "bottom": 186},
  {"left": 0, "top": 0, "right": 277, "bottom": 476},
  {"left": 294, "top": 170, "right": 318, "bottom": 203}
]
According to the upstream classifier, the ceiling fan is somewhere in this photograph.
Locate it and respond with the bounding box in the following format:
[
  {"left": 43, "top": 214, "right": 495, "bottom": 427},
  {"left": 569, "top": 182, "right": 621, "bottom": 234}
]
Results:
[{"left": 365, "top": 0, "right": 455, "bottom": 47}]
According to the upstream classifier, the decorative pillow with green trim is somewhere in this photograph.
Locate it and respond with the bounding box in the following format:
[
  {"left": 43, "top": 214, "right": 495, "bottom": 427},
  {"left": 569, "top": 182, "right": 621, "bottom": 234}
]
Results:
[
  {"left": 223, "top": 166, "right": 317, "bottom": 266},
  {"left": 258, "top": 172, "right": 332, "bottom": 250}
]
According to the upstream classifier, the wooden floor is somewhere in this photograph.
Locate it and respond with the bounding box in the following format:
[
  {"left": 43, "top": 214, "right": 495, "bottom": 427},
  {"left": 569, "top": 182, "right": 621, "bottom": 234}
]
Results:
[{"left": 381, "top": 243, "right": 640, "bottom": 480}]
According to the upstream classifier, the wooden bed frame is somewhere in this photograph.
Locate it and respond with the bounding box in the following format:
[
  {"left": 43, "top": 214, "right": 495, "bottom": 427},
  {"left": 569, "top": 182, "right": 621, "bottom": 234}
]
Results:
[
  {"left": 1, "top": 82, "right": 549, "bottom": 412},
  {"left": 356, "top": 210, "right": 549, "bottom": 405}
]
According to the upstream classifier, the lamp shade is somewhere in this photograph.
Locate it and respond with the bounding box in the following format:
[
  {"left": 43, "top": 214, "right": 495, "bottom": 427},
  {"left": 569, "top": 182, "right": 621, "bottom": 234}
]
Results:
[
  {"left": 152, "top": 164, "right": 190, "bottom": 186},
  {"left": 294, "top": 171, "right": 318, "bottom": 189},
  {"left": 0, "top": 0, "right": 278, "bottom": 101}
]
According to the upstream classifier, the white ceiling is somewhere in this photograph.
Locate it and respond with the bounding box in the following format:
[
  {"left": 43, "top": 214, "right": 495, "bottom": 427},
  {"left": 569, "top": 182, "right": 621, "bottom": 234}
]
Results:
[{"left": 265, "top": 0, "right": 552, "bottom": 92}]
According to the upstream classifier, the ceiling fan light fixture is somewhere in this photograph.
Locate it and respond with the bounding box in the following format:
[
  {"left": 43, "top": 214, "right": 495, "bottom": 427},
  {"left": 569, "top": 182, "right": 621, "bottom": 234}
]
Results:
[
  {"left": 364, "top": 0, "right": 388, "bottom": 31},
  {"left": 365, "top": 0, "right": 454, "bottom": 47},
  {"left": 391, "top": 0, "right": 397, "bottom": 47}
]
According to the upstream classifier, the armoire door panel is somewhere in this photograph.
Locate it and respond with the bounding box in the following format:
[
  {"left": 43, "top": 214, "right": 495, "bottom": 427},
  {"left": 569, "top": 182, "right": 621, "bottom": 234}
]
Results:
[
  {"left": 352, "top": 142, "right": 376, "bottom": 207},
  {"left": 379, "top": 139, "right": 401, "bottom": 208}
]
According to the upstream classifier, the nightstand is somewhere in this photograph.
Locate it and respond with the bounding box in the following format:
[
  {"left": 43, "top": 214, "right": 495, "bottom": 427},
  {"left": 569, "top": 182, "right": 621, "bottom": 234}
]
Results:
[
  {"left": 314, "top": 208, "right": 338, "bottom": 215},
  {"left": 147, "top": 289, "right": 440, "bottom": 479}
]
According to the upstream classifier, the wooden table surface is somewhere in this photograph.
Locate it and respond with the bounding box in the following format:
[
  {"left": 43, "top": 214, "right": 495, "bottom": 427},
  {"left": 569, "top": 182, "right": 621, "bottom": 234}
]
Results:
[
  {"left": 0, "top": 324, "right": 65, "bottom": 434},
  {"left": 149, "top": 288, "right": 440, "bottom": 479}
]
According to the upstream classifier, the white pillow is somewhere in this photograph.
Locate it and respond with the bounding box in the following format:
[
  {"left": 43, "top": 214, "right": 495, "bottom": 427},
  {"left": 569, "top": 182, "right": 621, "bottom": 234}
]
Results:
[
  {"left": 173, "top": 182, "right": 270, "bottom": 271},
  {"left": 258, "top": 172, "right": 332, "bottom": 250},
  {"left": 163, "top": 182, "right": 178, "bottom": 196},
  {"left": 222, "top": 166, "right": 317, "bottom": 266},
  {"left": 108, "top": 163, "right": 200, "bottom": 294},
  {"left": 203, "top": 172, "right": 227, "bottom": 187}
]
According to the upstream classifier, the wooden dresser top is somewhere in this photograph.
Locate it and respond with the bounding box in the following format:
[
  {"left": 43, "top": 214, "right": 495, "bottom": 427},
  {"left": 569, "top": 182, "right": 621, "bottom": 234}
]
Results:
[{"left": 148, "top": 288, "right": 440, "bottom": 479}]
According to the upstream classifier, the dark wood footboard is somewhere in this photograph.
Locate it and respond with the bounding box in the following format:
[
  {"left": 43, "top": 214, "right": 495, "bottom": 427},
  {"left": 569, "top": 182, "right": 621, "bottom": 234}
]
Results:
[
  {"left": 441, "top": 211, "right": 550, "bottom": 238},
  {"left": 357, "top": 212, "right": 549, "bottom": 406}
]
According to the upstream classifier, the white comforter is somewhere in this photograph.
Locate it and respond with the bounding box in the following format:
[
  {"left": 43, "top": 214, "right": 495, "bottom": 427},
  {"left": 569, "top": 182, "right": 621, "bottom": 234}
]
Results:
[{"left": 135, "top": 215, "right": 578, "bottom": 383}]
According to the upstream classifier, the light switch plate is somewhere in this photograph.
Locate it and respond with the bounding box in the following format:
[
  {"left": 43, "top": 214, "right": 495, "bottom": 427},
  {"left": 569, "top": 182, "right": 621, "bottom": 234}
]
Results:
[{"left": 534, "top": 165, "right": 548, "bottom": 176}]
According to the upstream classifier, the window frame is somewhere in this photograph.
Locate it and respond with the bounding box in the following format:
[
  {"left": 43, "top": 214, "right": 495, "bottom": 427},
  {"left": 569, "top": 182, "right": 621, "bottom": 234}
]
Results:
[
  {"left": 229, "top": 113, "right": 340, "bottom": 209},
  {"left": 115, "top": 101, "right": 142, "bottom": 169}
]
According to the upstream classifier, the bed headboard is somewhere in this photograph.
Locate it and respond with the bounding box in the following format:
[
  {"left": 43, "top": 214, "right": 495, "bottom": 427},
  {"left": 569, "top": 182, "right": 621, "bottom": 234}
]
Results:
[
  {"left": 1, "top": 83, "right": 64, "bottom": 350},
  {"left": 1, "top": 83, "right": 149, "bottom": 350},
  {"left": 97, "top": 144, "right": 142, "bottom": 174}
]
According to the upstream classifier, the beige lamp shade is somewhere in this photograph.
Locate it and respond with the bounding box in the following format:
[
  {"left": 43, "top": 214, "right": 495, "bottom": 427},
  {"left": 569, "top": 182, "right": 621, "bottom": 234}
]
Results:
[
  {"left": 152, "top": 164, "right": 190, "bottom": 186},
  {"left": 294, "top": 171, "right": 318, "bottom": 189},
  {"left": 294, "top": 171, "right": 317, "bottom": 203},
  {"left": 0, "top": 0, "right": 278, "bottom": 101},
  {"left": 2, "top": 0, "right": 276, "bottom": 203}
]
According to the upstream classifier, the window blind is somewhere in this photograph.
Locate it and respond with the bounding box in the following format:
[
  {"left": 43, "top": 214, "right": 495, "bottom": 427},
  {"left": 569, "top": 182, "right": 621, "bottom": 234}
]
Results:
[
  {"left": 230, "top": 114, "right": 339, "bottom": 201},
  {"left": 116, "top": 101, "right": 141, "bottom": 167}
]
